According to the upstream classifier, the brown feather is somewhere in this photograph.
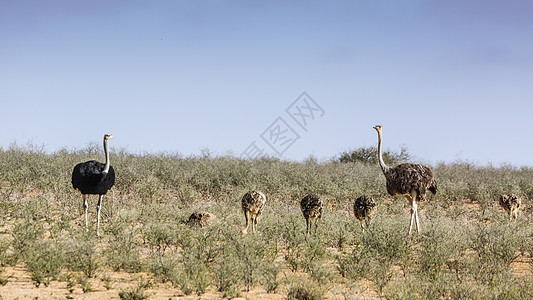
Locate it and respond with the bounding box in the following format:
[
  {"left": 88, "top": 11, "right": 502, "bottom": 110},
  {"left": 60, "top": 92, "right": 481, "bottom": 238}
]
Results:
[
  {"left": 187, "top": 211, "right": 216, "bottom": 227},
  {"left": 353, "top": 195, "right": 377, "bottom": 222},
  {"left": 384, "top": 163, "right": 437, "bottom": 200},
  {"left": 241, "top": 190, "right": 267, "bottom": 234},
  {"left": 499, "top": 194, "right": 521, "bottom": 219},
  {"left": 300, "top": 194, "right": 323, "bottom": 221}
]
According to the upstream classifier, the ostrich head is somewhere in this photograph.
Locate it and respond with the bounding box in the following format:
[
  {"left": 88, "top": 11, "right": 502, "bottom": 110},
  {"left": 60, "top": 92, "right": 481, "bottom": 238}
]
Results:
[
  {"left": 373, "top": 125, "right": 382, "bottom": 132},
  {"left": 104, "top": 134, "right": 115, "bottom": 141}
]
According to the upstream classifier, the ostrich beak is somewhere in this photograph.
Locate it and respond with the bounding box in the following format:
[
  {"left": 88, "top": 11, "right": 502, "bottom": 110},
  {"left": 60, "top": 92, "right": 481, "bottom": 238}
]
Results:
[{"left": 108, "top": 135, "right": 115, "bottom": 139}]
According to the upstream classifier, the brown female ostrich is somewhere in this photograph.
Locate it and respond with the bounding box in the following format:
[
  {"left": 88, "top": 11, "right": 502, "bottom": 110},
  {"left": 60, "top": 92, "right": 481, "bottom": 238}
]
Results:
[
  {"left": 300, "top": 194, "right": 323, "bottom": 235},
  {"left": 353, "top": 195, "right": 377, "bottom": 233},
  {"left": 241, "top": 190, "right": 266, "bottom": 234},
  {"left": 373, "top": 125, "right": 437, "bottom": 234},
  {"left": 499, "top": 194, "right": 521, "bottom": 220}
]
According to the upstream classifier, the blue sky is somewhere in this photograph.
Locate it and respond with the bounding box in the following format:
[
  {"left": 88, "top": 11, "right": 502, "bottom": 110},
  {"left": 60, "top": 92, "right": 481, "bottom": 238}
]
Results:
[{"left": 1, "top": 0, "right": 532, "bottom": 166}]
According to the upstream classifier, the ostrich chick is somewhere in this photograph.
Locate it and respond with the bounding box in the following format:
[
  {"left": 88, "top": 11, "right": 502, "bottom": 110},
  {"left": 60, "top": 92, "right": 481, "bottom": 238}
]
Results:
[
  {"left": 187, "top": 211, "right": 216, "bottom": 227},
  {"left": 300, "top": 194, "right": 323, "bottom": 235},
  {"left": 499, "top": 194, "right": 521, "bottom": 220},
  {"left": 353, "top": 195, "right": 377, "bottom": 233},
  {"left": 241, "top": 191, "right": 267, "bottom": 234}
]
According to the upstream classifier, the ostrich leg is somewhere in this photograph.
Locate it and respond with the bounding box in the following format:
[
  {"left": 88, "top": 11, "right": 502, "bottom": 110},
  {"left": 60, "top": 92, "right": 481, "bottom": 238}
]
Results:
[
  {"left": 364, "top": 219, "right": 370, "bottom": 233},
  {"left": 407, "top": 192, "right": 418, "bottom": 235},
  {"left": 252, "top": 215, "right": 258, "bottom": 233},
  {"left": 96, "top": 195, "right": 103, "bottom": 236},
  {"left": 414, "top": 194, "right": 426, "bottom": 233},
  {"left": 83, "top": 194, "right": 88, "bottom": 230},
  {"left": 243, "top": 211, "right": 250, "bottom": 234},
  {"left": 413, "top": 200, "right": 420, "bottom": 233},
  {"left": 251, "top": 216, "right": 255, "bottom": 233}
]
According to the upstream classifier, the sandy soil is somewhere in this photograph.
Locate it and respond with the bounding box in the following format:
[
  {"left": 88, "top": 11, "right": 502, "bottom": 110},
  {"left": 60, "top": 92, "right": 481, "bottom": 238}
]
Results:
[{"left": 0, "top": 265, "right": 289, "bottom": 299}]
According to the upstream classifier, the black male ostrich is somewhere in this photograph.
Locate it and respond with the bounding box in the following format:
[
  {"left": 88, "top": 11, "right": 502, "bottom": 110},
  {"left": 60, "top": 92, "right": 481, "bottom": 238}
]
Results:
[
  {"left": 373, "top": 125, "right": 437, "bottom": 235},
  {"left": 72, "top": 134, "right": 115, "bottom": 236}
]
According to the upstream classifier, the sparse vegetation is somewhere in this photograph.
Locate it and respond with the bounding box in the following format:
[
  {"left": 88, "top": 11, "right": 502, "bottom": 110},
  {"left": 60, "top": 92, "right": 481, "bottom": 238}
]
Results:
[
  {"left": 339, "top": 146, "right": 411, "bottom": 165},
  {"left": 0, "top": 145, "right": 532, "bottom": 298}
]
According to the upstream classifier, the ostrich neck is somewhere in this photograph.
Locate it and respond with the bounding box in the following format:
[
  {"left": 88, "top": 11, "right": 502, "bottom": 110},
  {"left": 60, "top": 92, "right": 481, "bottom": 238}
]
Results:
[
  {"left": 103, "top": 139, "right": 111, "bottom": 174},
  {"left": 377, "top": 130, "right": 390, "bottom": 175}
]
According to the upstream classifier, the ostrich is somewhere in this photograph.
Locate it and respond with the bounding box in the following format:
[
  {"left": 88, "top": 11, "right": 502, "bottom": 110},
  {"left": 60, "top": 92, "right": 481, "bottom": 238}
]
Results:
[
  {"left": 373, "top": 125, "right": 437, "bottom": 234},
  {"left": 499, "top": 194, "right": 521, "bottom": 220},
  {"left": 72, "top": 134, "right": 115, "bottom": 236},
  {"left": 300, "top": 194, "right": 323, "bottom": 235},
  {"left": 241, "top": 190, "right": 266, "bottom": 234},
  {"left": 187, "top": 211, "right": 216, "bottom": 227},
  {"left": 353, "top": 195, "right": 377, "bottom": 233}
]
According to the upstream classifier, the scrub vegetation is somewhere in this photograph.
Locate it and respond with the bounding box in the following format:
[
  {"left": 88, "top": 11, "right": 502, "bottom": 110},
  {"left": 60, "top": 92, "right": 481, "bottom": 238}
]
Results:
[{"left": 0, "top": 144, "right": 532, "bottom": 299}]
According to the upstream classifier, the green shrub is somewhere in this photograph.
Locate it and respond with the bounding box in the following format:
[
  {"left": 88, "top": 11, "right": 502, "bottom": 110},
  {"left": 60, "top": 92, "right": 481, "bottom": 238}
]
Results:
[
  {"left": 279, "top": 214, "right": 307, "bottom": 272},
  {"left": 362, "top": 216, "right": 413, "bottom": 266},
  {"left": 118, "top": 277, "right": 151, "bottom": 300},
  {"left": 471, "top": 221, "right": 525, "bottom": 268},
  {"left": 143, "top": 221, "right": 176, "bottom": 254},
  {"left": 418, "top": 217, "right": 469, "bottom": 280},
  {"left": 231, "top": 234, "right": 267, "bottom": 292},
  {"left": 104, "top": 212, "right": 142, "bottom": 272},
  {"left": 24, "top": 240, "right": 65, "bottom": 287},
  {"left": 62, "top": 230, "right": 100, "bottom": 277},
  {"left": 336, "top": 246, "right": 366, "bottom": 281},
  {"left": 287, "top": 276, "right": 327, "bottom": 300},
  {"left": 339, "top": 146, "right": 410, "bottom": 165},
  {"left": 261, "top": 262, "right": 281, "bottom": 293},
  {"left": 213, "top": 247, "right": 240, "bottom": 298},
  {"left": 146, "top": 254, "right": 178, "bottom": 284},
  {"left": 360, "top": 216, "right": 413, "bottom": 294},
  {"left": 176, "top": 251, "right": 209, "bottom": 295},
  {"left": 77, "top": 274, "right": 93, "bottom": 293}
]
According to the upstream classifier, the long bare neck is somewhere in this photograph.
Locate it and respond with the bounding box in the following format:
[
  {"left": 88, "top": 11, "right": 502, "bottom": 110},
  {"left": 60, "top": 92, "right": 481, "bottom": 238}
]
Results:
[
  {"left": 377, "top": 130, "right": 390, "bottom": 175},
  {"left": 103, "top": 138, "right": 111, "bottom": 174}
]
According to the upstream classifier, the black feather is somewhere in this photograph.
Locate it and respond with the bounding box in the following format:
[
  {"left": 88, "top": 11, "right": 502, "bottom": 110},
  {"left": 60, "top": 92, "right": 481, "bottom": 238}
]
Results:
[{"left": 72, "top": 160, "right": 115, "bottom": 195}]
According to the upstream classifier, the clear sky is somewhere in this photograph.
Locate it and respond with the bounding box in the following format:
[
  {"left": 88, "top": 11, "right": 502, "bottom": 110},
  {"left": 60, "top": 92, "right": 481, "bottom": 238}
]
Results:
[{"left": 1, "top": 0, "right": 532, "bottom": 166}]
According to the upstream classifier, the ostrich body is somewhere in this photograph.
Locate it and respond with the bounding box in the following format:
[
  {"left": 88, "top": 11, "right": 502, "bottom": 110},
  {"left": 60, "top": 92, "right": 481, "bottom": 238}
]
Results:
[
  {"left": 300, "top": 194, "right": 323, "bottom": 235},
  {"left": 374, "top": 125, "right": 437, "bottom": 234},
  {"left": 241, "top": 190, "right": 266, "bottom": 234},
  {"left": 499, "top": 194, "right": 521, "bottom": 220},
  {"left": 353, "top": 195, "right": 377, "bottom": 233},
  {"left": 187, "top": 211, "right": 216, "bottom": 227},
  {"left": 72, "top": 134, "right": 115, "bottom": 236}
]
